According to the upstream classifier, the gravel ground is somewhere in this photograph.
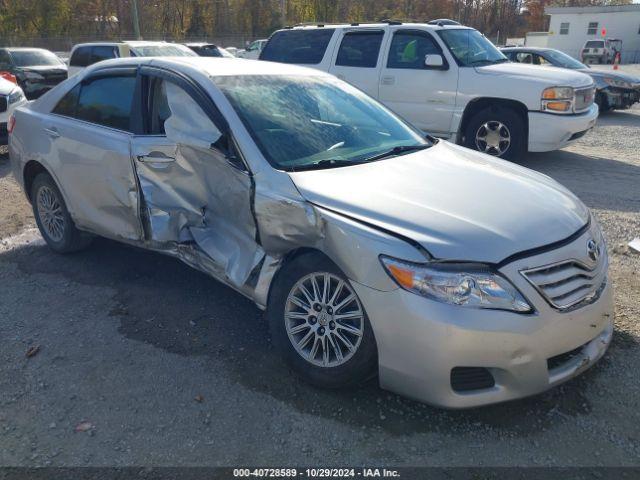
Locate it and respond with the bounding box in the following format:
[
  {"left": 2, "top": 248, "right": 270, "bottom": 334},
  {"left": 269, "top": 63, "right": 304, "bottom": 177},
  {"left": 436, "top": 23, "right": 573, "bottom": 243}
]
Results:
[{"left": 0, "top": 106, "right": 638, "bottom": 467}]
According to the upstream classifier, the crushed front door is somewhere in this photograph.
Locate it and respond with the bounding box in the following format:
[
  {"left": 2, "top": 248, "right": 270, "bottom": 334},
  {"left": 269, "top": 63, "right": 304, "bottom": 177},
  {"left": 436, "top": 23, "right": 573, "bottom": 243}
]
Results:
[{"left": 130, "top": 67, "right": 264, "bottom": 288}]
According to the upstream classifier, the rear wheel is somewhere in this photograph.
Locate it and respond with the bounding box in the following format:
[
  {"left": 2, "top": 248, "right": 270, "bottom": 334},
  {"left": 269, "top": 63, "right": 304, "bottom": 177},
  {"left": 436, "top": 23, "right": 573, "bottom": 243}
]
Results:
[
  {"left": 464, "top": 107, "right": 525, "bottom": 161},
  {"left": 267, "top": 253, "right": 377, "bottom": 389},
  {"left": 31, "top": 173, "right": 92, "bottom": 253}
]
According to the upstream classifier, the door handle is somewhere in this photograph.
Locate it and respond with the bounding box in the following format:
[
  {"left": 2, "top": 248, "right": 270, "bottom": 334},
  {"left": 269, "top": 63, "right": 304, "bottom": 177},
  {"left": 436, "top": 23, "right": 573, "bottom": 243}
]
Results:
[
  {"left": 137, "top": 152, "right": 176, "bottom": 165},
  {"left": 44, "top": 127, "right": 60, "bottom": 139},
  {"left": 381, "top": 75, "right": 395, "bottom": 85}
]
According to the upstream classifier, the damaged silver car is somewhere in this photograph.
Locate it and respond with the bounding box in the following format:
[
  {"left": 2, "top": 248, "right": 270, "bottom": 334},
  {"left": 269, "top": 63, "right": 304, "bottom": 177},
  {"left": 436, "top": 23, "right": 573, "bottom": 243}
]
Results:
[{"left": 9, "top": 57, "right": 613, "bottom": 408}]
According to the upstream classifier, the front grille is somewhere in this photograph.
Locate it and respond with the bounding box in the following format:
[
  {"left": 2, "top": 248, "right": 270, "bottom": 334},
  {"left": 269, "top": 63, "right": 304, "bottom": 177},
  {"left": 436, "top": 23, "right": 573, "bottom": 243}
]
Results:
[
  {"left": 575, "top": 86, "right": 595, "bottom": 112},
  {"left": 521, "top": 254, "right": 607, "bottom": 311},
  {"left": 0, "top": 95, "right": 7, "bottom": 113},
  {"left": 451, "top": 367, "right": 495, "bottom": 393}
]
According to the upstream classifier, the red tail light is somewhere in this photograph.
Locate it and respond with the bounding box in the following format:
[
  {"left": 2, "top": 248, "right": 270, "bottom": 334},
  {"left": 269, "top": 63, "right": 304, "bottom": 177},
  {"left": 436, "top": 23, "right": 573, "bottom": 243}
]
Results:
[
  {"left": 7, "top": 115, "right": 16, "bottom": 135},
  {"left": 0, "top": 71, "right": 17, "bottom": 85}
]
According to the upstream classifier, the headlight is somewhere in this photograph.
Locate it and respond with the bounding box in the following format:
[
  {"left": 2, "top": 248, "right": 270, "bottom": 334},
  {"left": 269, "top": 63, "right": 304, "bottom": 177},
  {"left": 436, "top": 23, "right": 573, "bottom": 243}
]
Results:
[
  {"left": 8, "top": 89, "right": 24, "bottom": 104},
  {"left": 541, "top": 86, "right": 575, "bottom": 113},
  {"left": 603, "top": 77, "right": 632, "bottom": 89},
  {"left": 380, "top": 256, "right": 532, "bottom": 312}
]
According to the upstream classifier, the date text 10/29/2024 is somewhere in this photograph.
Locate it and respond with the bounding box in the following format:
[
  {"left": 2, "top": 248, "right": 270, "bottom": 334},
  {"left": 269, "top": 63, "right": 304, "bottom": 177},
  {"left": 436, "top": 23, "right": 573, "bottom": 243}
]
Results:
[{"left": 233, "top": 468, "right": 401, "bottom": 478}]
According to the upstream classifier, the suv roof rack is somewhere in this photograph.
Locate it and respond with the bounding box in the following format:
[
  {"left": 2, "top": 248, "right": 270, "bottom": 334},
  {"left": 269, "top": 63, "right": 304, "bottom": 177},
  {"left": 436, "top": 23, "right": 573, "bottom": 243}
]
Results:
[
  {"left": 378, "top": 18, "right": 403, "bottom": 25},
  {"left": 427, "top": 19, "right": 461, "bottom": 26}
]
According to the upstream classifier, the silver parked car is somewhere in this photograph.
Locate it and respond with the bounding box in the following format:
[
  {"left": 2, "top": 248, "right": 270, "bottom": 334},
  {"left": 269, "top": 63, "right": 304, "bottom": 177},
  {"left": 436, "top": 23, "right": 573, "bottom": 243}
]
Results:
[{"left": 9, "top": 57, "right": 613, "bottom": 408}]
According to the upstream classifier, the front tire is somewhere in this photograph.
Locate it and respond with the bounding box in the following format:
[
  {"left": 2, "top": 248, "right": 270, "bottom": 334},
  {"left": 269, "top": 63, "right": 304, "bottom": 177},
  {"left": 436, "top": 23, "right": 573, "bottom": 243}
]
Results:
[
  {"left": 464, "top": 106, "right": 526, "bottom": 161},
  {"left": 31, "top": 173, "right": 92, "bottom": 253},
  {"left": 267, "top": 253, "right": 378, "bottom": 389}
]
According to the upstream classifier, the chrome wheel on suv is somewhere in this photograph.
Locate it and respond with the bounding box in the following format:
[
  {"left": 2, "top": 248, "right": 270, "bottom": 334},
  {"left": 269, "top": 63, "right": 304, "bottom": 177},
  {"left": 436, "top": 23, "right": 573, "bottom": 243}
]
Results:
[
  {"left": 475, "top": 121, "right": 511, "bottom": 156},
  {"left": 285, "top": 272, "right": 364, "bottom": 368}
]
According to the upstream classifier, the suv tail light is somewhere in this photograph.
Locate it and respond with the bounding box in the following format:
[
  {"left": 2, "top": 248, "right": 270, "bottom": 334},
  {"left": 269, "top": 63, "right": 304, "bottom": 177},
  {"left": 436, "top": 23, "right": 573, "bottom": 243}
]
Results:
[
  {"left": 0, "top": 71, "right": 17, "bottom": 85},
  {"left": 7, "top": 115, "right": 16, "bottom": 135}
]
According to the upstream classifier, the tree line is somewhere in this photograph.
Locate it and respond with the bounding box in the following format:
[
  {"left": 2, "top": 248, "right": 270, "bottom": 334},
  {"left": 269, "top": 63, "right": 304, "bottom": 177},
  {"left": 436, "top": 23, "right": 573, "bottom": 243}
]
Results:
[{"left": 0, "top": 0, "right": 631, "bottom": 48}]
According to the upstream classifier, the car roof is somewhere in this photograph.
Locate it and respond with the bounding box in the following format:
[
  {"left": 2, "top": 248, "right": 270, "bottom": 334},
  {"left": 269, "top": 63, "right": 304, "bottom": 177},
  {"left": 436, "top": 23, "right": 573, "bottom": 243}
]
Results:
[
  {"left": 3, "top": 47, "right": 53, "bottom": 52},
  {"left": 83, "top": 56, "right": 333, "bottom": 78},
  {"left": 184, "top": 43, "right": 218, "bottom": 47},
  {"left": 282, "top": 22, "right": 472, "bottom": 32},
  {"left": 501, "top": 47, "right": 552, "bottom": 52},
  {"left": 71, "top": 41, "right": 173, "bottom": 49}
]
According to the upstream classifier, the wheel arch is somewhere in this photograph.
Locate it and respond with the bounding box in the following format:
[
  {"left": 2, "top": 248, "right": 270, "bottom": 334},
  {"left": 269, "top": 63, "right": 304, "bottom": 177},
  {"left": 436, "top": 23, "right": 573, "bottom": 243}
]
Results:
[
  {"left": 459, "top": 97, "right": 529, "bottom": 145},
  {"left": 23, "top": 160, "right": 53, "bottom": 203}
]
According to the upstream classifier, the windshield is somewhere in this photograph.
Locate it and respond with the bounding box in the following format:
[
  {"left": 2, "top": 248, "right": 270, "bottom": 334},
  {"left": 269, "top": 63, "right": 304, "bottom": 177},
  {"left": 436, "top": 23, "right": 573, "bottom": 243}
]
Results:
[
  {"left": 585, "top": 41, "right": 604, "bottom": 49},
  {"left": 214, "top": 75, "right": 430, "bottom": 171},
  {"left": 9, "top": 49, "right": 64, "bottom": 67},
  {"left": 130, "top": 44, "right": 197, "bottom": 57},
  {"left": 545, "top": 49, "right": 587, "bottom": 69},
  {"left": 438, "top": 29, "right": 507, "bottom": 66}
]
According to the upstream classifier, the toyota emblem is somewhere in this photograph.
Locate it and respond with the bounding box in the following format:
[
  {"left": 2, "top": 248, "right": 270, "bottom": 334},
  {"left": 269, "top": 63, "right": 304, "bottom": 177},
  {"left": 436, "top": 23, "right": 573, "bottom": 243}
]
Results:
[{"left": 587, "top": 238, "right": 601, "bottom": 262}]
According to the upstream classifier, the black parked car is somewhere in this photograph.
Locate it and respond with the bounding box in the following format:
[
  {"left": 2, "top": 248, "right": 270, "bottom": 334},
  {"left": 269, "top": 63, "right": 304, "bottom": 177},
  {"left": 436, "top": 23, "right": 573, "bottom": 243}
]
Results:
[
  {"left": 183, "top": 43, "right": 235, "bottom": 58},
  {"left": 502, "top": 47, "right": 640, "bottom": 112},
  {"left": 0, "top": 48, "right": 68, "bottom": 100}
]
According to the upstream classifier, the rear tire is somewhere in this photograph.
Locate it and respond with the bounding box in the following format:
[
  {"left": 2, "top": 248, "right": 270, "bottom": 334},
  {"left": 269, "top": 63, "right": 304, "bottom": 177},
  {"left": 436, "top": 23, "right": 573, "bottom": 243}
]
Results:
[
  {"left": 464, "top": 106, "right": 526, "bottom": 161},
  {"left": 267, "top": 253, "right": 378, "bottom": 389},
  {"left": 31, "top": 173, "right": 92, "bottom": 253}
]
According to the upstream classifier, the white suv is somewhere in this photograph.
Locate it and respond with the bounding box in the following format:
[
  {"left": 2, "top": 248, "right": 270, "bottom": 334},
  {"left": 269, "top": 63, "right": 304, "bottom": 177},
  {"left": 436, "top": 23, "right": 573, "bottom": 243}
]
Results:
[
  {"left": 0, "top": 77, "right": 27, "bottom": 145},
  {"left": 68, "top": 41, "right": 197, "bottom": 77},
  {"left": 260, "top": 22, "right": 598, "bottom": 159}
]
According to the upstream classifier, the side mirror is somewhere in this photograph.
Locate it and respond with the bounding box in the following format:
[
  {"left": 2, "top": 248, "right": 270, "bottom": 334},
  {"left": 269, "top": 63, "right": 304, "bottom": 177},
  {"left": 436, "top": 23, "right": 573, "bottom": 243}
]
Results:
[{"left": 424, "top": 54, "right": 444, "bottom": 68}]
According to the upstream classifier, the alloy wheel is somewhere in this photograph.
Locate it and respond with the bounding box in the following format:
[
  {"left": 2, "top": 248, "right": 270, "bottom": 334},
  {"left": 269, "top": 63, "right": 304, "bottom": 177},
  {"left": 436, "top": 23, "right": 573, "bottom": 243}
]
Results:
[
  {"left": 475, "top": 120, "right": 511, "bottom": 156},
  {"left": 37, "top": 185, "right": 65, "bottom": 242},
  {"left": 284, "top": 272, "right": 365, "bottom": 368}
]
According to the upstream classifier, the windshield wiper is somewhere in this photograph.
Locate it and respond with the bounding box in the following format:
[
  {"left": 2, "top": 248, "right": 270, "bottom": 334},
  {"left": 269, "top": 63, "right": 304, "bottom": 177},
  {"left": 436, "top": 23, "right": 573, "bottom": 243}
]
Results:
[
  {"left": 468, "top": 58, "right": 508, "bottom": 66},
  {"left": 360, "top": 144, "right": 430, "bottom": 163},
  {"left": 289, "top": 158, "right": 365, "bottom": 172}
]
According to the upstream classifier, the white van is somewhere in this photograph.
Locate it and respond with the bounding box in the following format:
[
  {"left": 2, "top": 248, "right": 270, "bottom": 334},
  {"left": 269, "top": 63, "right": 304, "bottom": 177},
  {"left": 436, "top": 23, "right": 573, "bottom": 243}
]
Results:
[{"left": 260, "top": 22, "right": 598, "bottom": 159}]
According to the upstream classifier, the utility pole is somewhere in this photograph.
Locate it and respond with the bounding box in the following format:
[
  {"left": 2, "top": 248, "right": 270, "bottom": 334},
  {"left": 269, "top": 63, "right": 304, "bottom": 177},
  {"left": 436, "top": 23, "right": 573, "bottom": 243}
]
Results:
[
  {"left": 132, "top": 0, "right": 142, "bottom": 40},
  {"left": 280, "top": 0, "right": 286, "bottom": 27}
]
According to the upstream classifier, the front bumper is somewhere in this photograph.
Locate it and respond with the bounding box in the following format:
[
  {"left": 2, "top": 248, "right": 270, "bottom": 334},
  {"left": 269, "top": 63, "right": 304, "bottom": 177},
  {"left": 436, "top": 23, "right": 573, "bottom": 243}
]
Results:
[
  {"left": 601, "top": 87, "right": 640, "bottom": 110},
  {"left": 527, "top": 103, "right": 598, "bottom": 152},
  {"left": 354, "top": 225, "right": 613, "bottom": 409}
]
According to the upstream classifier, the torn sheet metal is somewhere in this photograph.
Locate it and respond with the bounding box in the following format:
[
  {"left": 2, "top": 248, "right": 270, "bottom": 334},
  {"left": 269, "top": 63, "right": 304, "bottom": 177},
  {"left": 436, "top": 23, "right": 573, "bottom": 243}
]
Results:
[{"left": 131, "top": 80, "right": 263, "bottom": 289}]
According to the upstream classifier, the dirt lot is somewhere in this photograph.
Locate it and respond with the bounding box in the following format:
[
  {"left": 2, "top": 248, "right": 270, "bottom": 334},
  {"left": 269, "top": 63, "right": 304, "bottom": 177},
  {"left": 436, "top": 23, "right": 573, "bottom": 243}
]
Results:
[{"left": 0, "top": 106, "right": 639, "bottom": 467}]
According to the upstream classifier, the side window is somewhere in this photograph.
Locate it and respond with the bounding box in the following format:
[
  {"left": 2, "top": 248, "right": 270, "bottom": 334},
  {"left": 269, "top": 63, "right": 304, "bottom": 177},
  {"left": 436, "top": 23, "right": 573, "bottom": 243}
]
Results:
[
  {"left": 260, "top": 29, "right": 336, "bottom": 64},
  {"left": 90, "top": 46, "right": 118, "bottom": 65},
  {"left": 76, "top": 75, "right": 136, "bottom": 131},
  {"left": 387, "top": 30, "right": 441, "bottom": 69},
  {"left": 52, "top": 84, "right": 81, "bottom": 117},
  {"left": 70, "top": 46, "right": 91, "bottom": 67},
  {"left": 533, "top": 54, "right": 551, "bottom": 66},
  {"left": 515, "top": 52, "right": 533, "bottom": 64},
  {"left": 146, "top": 77, "right": 222, "bottom": 151},
  {"left": 336, "top": 31, "right": 384, "bottom": 68}
]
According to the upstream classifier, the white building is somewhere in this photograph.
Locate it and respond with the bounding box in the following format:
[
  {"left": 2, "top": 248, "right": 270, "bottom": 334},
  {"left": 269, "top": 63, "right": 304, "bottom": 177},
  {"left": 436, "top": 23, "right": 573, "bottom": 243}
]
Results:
[{"left": 544, "top": 4, "right": 640, "bottom": 63}]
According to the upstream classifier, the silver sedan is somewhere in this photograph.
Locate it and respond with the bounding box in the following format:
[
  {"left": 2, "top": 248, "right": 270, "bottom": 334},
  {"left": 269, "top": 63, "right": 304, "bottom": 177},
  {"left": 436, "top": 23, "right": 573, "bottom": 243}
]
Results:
[{"left": 9, "top": 57, "right": 613, "bottom": 408}]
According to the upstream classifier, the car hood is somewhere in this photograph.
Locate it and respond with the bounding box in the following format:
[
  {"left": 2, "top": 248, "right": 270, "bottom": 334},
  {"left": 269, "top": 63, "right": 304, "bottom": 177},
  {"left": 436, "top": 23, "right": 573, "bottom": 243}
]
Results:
[
  {"left": 578, "top": 68, "right": 640, "bottom": 85},
  {"left": 288, "top": 141, "right": 589, "bottom": 263},
  {"left": 476, "top": 62, "right": 593, "bottom": 88},
  {"left": 16, "top": 65, "right": 68, "bottom": 74}
]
